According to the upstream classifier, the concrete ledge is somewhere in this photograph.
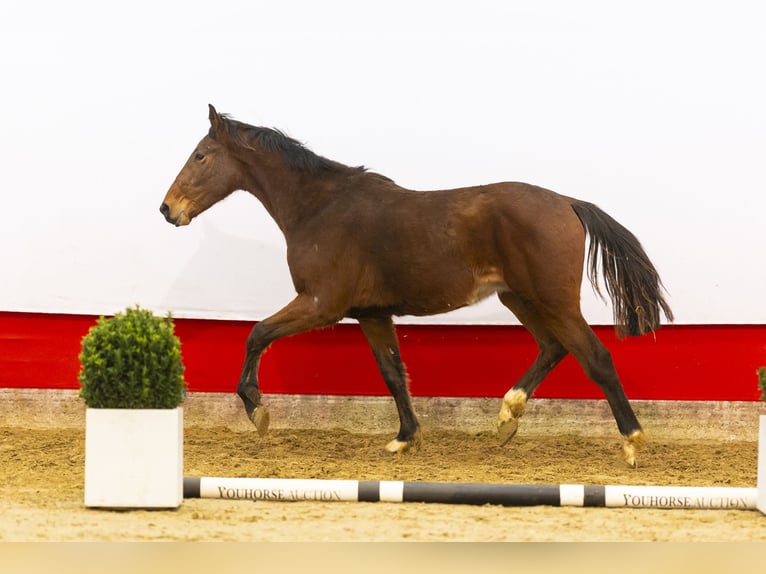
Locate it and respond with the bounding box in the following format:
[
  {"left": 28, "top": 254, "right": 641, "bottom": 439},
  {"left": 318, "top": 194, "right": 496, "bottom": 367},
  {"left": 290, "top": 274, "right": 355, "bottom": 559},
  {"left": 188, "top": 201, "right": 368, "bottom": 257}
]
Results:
[{"left": 0, "top": 388, "right": 762, "bottom": 441}]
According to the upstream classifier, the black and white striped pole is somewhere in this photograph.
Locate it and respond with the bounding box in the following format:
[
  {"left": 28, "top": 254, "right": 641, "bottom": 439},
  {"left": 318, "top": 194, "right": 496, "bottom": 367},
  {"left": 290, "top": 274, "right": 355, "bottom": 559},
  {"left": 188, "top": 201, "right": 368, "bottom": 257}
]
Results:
[{"left": 183, "top": 477, "right": 757, "bottom": 510}]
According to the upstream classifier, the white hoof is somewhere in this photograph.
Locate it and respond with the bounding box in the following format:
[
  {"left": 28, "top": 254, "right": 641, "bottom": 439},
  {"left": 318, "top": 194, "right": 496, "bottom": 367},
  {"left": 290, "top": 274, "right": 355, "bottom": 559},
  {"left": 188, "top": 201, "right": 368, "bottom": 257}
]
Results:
[
  {"left": 251, "top": 405, "right": 270, "bottom": 437},
  {"left": 497, "top": 389, "right": 527, "bottom": 445},
  {"left": 383, "top": 428, "right": 422, "bottom": 455},
  {"left": 497, "top": 418, "right": 519, "bottom": 446},
  {"left": 621, "top": 430, "right": 645, "bottom": 468},
  {"left": 384, "top": 439, "right": 411, "bottom": 454}
]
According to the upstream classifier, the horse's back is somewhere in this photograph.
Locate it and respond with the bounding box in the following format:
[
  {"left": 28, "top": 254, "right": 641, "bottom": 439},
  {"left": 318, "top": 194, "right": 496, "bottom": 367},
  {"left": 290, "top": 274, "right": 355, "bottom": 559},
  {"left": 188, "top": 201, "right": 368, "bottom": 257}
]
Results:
[{"left": 346, "top": 179, "right": 577, "bottom": 235}]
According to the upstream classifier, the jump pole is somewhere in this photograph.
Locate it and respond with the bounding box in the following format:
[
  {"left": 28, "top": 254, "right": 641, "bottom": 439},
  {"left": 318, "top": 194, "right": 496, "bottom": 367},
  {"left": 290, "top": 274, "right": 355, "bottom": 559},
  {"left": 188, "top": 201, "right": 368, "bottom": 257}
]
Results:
[{"left": 183, "top": 477, "right": 757, "bottom": 510}]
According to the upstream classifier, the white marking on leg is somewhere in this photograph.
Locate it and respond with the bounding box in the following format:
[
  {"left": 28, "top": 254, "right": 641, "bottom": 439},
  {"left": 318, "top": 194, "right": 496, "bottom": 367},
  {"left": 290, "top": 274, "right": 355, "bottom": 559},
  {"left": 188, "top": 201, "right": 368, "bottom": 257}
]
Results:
[
  {"left": 497, "top": 389, "right": 528, "bottom": 445},
  {"left": 385, "top": 439, "right": 410, "bottom": 454},
  {"left": 621, "top": 430, "right": 645, "bottom": 468},
  {"left": 384, "top": 428, "right": 422, "bottom": 455},
  {"left": 498, "top": 388, "right": 528, "bottom": 424},
  {"left": 506, "top": 389, "right": 528, "bottom": 417}
]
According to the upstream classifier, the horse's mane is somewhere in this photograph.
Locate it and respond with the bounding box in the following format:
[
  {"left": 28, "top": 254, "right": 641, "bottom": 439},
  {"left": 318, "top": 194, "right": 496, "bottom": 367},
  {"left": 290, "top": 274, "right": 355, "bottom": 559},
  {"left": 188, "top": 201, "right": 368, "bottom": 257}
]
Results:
[{"left": 212, "top": 115, "right": 368, "bottom": 176}]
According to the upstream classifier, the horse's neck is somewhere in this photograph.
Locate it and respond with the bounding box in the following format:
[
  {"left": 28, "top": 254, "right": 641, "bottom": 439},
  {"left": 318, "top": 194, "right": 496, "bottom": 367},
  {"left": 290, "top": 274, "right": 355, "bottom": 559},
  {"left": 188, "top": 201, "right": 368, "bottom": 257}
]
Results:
[{"left": 243, "top": 164, "right": 333, "bottom": 234}]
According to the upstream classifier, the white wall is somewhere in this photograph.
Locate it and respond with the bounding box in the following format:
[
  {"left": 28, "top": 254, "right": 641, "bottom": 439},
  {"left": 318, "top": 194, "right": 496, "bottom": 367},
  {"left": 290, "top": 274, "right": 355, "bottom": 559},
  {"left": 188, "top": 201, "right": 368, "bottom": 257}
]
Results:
[{"left": 2, "top": 1, "right": 764, "bottom": 324}]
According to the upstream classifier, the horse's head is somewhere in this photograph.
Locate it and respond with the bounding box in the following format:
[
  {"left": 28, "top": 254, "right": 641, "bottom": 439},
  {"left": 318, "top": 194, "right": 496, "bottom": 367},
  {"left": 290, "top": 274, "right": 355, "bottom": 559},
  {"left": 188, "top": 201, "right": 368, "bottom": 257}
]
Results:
[{"left": 160, "top": 104, "right": 242, "bottom": 226}]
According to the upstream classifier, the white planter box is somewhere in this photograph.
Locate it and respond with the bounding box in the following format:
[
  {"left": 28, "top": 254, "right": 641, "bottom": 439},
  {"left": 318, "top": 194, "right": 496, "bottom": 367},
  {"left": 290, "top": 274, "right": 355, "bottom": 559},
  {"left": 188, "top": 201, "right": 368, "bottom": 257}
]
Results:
[
  {"left": 758, "top": 414, "right": 766, "bottom": 515},
  {"left": 84, "top": 407, "right": 183, "bottom": 508}
]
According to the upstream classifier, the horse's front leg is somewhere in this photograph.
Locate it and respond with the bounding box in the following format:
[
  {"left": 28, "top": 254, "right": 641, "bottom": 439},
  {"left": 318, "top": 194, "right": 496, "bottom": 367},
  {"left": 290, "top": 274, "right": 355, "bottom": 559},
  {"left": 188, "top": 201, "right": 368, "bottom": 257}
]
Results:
[
  {"left": 237, "top": 294, "right": 340, "bottom": 435},
  {"left": 237, "top": 345, "right": 271, "bottom": 436},
  {"left": 358, "top": 316, "right": 422, "bottom": 455}
]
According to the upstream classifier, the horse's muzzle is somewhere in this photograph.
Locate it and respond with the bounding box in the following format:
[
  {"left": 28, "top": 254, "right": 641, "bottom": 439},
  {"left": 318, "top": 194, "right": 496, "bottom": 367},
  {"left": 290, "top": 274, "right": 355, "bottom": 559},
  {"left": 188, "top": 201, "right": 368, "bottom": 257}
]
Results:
[{"left": 160, "top": 202, "right": 181, "bottom": 226}]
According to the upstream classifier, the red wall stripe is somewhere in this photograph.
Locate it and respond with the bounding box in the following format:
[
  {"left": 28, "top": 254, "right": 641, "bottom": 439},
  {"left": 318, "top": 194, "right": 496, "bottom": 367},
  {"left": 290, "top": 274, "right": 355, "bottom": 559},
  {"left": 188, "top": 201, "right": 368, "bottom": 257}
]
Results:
[{"left": 0, "top": 311, "right": 763, "bottom": 401}]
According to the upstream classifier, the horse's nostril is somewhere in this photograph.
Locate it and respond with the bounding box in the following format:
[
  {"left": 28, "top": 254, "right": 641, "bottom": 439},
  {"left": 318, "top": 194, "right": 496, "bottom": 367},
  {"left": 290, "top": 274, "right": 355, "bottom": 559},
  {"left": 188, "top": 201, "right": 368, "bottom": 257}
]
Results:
[{"left": 160, "top": 203, "right": 170, "bottom": 218}]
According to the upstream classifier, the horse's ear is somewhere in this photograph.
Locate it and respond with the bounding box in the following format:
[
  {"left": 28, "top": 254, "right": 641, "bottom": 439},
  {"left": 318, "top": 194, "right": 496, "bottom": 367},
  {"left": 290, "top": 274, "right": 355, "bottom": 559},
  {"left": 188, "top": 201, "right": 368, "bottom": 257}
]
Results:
[{"left": 208, "top": 104, "right": 223, "bottom": 136}]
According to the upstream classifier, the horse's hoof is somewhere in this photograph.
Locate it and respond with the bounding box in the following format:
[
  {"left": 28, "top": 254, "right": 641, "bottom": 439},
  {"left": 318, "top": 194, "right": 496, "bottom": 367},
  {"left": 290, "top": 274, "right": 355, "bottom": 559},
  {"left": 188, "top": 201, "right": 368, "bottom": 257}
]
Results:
[
  {"left": 381, "top": 428, "right": 422, "bottom": 456},
  {"left": 497, "top": 388, "right": 527, "bottom": 445},
  {"left": 250, "top": 405, "right": 270, "bottom": 437},
  {"left": 497, "top": 418, "right": 519, "bottom": 446},
  {"left": 621, "top": 429, "right": 645, "bottom": 468},
  {"left": 381, "top": 439, "right": 411, "bottom": 456}
]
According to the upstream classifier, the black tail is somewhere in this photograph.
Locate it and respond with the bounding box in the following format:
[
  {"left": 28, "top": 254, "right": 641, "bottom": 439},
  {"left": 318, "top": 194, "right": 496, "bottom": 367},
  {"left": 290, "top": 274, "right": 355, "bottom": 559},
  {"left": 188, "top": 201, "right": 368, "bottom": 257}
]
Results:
[{"left": 571, "top": 201, "right": 674, "bottom": 338}]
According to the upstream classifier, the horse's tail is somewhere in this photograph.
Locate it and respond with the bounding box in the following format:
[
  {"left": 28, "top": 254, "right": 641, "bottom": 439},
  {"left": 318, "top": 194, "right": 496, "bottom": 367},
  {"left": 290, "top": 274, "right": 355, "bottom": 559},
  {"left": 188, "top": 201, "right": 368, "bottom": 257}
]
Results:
[{"left": 571, "top": 200, "right": 674, "bottom": 338}]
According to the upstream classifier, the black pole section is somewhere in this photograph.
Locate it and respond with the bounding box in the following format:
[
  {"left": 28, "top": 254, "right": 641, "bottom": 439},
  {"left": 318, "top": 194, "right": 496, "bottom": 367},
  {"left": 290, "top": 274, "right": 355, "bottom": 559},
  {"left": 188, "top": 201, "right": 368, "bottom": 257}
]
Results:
[
  {"left": 184, "top": 477, "right": 201, "bottom": 498},
  {"left": 358, "top": 481, "right": 380, "bottom": 502},
  {"left": 583, "top": 485, "right": 606, "bottom": 507},
  {"left": 403, "top": 482, "right": 561, "bottom": 506}
]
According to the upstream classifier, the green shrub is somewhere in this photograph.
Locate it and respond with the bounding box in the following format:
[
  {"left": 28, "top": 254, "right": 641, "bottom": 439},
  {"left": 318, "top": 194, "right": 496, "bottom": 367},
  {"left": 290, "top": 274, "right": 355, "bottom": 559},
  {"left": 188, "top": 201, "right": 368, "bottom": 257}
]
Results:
[
  {"left": 759, "top": 367, "right": 766, "bottom": 402},
  {"left": 79, "top": 306, "right": 186, "bottom": 409}
]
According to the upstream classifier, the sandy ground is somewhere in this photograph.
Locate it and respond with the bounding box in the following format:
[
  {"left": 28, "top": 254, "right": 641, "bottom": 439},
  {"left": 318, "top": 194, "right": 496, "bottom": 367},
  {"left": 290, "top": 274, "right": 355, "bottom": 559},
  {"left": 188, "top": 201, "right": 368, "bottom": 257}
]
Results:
[{"left": 1, "top": 417, "right": 764, "bottom": 541}]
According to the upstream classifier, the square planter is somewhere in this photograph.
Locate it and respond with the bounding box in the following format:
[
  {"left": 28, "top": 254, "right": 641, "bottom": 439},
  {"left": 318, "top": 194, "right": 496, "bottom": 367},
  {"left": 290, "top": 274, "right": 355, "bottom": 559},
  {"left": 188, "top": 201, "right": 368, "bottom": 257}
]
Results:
[
  {"left": 84, "top": 407, "right": 183, "bottom": 508},
  {"left": 759, "top": 414, "right": 766, "bottom": 515}
]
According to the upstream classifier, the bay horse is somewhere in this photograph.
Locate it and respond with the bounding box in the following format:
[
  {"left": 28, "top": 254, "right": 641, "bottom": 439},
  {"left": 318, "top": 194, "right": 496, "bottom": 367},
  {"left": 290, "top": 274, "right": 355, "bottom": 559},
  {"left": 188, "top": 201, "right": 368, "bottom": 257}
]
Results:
[{"left": 160, "top": 105, "right": 673, "bottom": 466}]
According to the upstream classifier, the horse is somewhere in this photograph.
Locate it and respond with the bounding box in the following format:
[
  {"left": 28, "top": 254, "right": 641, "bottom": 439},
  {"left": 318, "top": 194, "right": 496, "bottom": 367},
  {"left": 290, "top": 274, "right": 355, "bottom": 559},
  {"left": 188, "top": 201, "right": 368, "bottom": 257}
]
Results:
[{"left": 160, "top": 104, "right": 673, "bottom": 467}]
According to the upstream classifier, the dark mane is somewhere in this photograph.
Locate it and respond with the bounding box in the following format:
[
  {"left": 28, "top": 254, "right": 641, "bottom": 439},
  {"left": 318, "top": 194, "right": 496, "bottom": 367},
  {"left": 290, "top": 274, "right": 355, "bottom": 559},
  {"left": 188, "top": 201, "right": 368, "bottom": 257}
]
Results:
[{"left": 213, "top": 115, "right": 366, "bottom": 175}]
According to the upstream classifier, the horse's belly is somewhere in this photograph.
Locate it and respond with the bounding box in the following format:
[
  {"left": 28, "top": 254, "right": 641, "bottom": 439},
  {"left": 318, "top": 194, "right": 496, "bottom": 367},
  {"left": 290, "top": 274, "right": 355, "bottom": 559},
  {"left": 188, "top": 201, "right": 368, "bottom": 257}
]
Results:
[
  {"left": 465, "top": 277, "right": 508, "bottom": 305},
  {"left": 346, "top": 264, "right": 508, "bottom": 319},
  {"left": 401, "top": 270, "right": 508, "bottom": 316}
]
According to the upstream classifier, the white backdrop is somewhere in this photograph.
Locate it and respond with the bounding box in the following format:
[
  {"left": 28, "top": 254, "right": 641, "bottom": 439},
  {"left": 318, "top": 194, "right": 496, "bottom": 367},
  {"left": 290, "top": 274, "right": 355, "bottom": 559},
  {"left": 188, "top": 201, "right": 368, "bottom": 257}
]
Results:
[{"left": 2, "top": 1, "right": 764, "bottom": 324}]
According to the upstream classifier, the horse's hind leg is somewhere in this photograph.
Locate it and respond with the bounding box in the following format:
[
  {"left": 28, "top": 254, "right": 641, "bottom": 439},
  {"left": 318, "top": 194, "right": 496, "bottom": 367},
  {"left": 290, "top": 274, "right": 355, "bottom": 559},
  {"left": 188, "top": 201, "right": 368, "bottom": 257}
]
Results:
[
  {"left": 358, "top": 316, "right": 422, "bottom": 455},
  {"left": 546, "top": 313, "right": 645, "bottom": 467},
  {"left": 496, "top": 292, "right": 568, "bottom": 444}
]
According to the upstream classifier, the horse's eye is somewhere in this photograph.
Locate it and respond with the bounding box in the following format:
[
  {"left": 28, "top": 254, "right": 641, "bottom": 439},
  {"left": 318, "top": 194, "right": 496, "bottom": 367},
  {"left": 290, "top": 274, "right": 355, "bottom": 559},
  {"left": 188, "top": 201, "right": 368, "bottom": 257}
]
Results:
[{"left": 195, "top": 153, "right": 205, "bottom": 161}]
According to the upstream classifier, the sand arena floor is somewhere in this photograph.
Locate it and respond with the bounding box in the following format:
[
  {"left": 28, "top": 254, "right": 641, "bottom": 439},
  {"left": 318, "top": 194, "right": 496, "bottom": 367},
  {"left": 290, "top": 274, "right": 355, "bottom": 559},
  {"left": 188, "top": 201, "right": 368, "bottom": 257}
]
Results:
[{"left": 0, "top": 390, "right": 764, "bottom": 542}]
